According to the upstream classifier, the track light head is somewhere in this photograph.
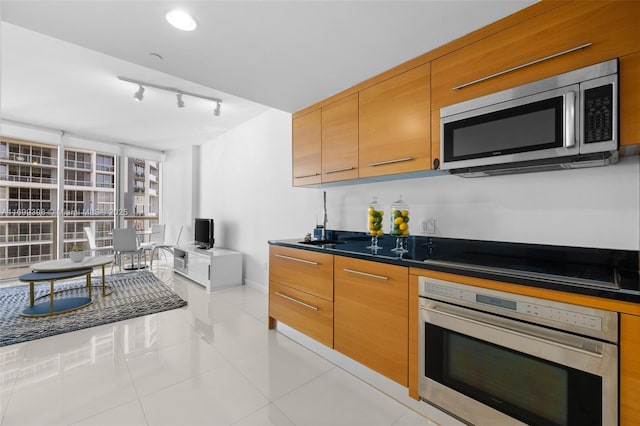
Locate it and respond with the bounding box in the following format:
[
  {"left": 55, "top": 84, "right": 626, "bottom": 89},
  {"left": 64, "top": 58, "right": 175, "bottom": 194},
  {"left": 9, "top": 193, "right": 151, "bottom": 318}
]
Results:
[
  {"left": 119, "top": 76, "right": 222, "bottom": 116},
  {"left": 133, "top": 85, "right": 145, "bottom": 102}
]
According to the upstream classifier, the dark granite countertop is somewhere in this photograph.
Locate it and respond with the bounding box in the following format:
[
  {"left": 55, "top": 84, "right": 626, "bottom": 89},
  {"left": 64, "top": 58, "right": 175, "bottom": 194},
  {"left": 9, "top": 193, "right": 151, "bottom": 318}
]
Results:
[{"left": 269, "top": 231, "right": 640, "bottom": 303}]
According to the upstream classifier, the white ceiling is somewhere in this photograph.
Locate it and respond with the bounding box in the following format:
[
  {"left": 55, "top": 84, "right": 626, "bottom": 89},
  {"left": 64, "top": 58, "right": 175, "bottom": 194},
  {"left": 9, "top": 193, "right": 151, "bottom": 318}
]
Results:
[{"left": 0, "top": 0, "right": 536, "bottom": 151}]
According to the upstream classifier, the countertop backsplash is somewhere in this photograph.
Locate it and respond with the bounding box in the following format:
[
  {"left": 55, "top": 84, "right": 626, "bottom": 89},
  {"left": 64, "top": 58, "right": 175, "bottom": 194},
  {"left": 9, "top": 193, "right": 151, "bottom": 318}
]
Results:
[{"left": 322, "top": 155, "right": 640, "bottom": 251}]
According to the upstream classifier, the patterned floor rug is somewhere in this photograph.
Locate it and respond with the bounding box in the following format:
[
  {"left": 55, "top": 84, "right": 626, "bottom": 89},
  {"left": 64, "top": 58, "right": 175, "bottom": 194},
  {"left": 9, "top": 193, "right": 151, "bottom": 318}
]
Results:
[{"left": 0, "top": 270, "right": 187, "bottom": 347}]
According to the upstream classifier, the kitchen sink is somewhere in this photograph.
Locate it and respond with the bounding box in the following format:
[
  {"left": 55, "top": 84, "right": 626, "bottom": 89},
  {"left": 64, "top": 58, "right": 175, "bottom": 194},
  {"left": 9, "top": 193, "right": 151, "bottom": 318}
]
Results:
[{"left": 298, "top": 240, "right": 345, "bottom": 246}]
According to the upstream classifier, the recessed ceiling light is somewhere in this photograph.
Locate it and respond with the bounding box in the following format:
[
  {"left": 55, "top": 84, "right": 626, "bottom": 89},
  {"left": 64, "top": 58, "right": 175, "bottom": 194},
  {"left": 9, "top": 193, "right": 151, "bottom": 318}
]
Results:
[{"left": 165, "top": 10, "right": 197, "bottom": 31}]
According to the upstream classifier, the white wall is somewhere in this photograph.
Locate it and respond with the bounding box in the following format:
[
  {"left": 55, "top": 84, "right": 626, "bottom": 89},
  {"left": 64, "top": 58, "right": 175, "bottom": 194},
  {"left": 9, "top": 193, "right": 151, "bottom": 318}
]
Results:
[
  {"left": 162, "top": 109, "right": 640, "bottom": 291},
  {"left": 162, "top": 147, "right": 194, "bottom": 246},
  {"left": 195, "top": 109, "right": 324, "bottom": 289}
]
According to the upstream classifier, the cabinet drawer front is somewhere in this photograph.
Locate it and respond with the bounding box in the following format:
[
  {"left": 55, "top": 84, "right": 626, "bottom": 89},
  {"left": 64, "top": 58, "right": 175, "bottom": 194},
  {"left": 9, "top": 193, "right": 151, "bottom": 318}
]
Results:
[
  {"left": 334, "top": 257, "right": 408, "bottom": 386},
  {"left": 335, "top": 256, "right": 407, "bottom": 285},
  {"left": 270, "top": 282, "right": 334, "bottom": 348},
  {"left": 269, "top": 245, "right": 334, "bottom": 301}
]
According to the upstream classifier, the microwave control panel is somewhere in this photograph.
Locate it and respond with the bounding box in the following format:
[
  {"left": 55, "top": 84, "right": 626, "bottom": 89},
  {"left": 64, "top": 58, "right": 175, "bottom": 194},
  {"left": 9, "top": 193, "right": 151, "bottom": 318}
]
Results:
[{"left": 583, "top": 84, "right": 613, "bottom": 144}]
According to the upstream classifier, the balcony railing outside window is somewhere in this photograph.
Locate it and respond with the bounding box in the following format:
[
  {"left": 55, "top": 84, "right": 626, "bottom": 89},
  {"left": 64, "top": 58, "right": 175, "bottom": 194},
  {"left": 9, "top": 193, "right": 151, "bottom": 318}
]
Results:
[
  {"left": 1, "top": 175, "right": 56, "bottom": 184},
  {"left": 0, "top": 232, "right": 53, "bottom": 243},
  {"left": 65, "top": 179, "right": 92, "bottom": 187},
  {"left": 3, "top": 152, "right": 58, "bottom": 166},
  {"left": 96, "top": 164, "right": 115, "bottom": 172},
  {"left": 63, "top": 231, "right": 86, "bottom": 240},
  {"left": 64, "top": 159, "right": 92, "bottom": 170},
  {"left": 1, "top": 253, "right": 52, "bottom": 266}
]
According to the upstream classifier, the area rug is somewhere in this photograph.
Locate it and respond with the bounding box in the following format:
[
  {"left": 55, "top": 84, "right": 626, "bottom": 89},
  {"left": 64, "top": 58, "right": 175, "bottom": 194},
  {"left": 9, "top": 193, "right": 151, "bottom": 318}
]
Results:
[{"left": 0, "top": 270, "right": 187, "bottom": 347}]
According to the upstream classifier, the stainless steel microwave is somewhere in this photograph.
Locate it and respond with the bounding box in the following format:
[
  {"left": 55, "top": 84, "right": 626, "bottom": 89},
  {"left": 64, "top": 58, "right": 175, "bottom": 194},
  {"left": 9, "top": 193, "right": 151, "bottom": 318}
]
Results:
[{"left": 440, "top": 59, "right": 618, "bottom": 177}]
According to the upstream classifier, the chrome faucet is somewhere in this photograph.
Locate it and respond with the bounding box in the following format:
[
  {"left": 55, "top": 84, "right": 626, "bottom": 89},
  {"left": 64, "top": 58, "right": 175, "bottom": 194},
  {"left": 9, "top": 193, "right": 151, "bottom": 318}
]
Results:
[{"left": 322, "top": 191, "right": 328, "bottom": 240}]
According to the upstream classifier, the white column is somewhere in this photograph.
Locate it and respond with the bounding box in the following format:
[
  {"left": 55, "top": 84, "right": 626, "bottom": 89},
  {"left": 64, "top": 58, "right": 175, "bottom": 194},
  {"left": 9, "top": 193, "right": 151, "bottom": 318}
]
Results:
[{"left": 56, "top": 133, "right": 66, "bottom": 258}]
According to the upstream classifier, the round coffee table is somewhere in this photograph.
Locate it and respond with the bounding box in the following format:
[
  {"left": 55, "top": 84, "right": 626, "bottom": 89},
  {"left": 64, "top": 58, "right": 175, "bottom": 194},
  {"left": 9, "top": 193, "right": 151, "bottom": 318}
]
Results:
[
  {"left": 20, "top": 268, "right": 94, "bottom": 317},
  {"left": 31, "top": 255, "right": 115, "bottom": 297}
]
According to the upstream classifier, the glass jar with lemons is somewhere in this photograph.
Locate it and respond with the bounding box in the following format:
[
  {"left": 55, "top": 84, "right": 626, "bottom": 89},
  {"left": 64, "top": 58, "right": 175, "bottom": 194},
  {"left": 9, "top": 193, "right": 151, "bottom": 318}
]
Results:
[
  {"left": 390, "top": 196, "right": 409, "bottom": 253},
  {"left": 366, "top": 197, "right": 384, "bottom": 249}
]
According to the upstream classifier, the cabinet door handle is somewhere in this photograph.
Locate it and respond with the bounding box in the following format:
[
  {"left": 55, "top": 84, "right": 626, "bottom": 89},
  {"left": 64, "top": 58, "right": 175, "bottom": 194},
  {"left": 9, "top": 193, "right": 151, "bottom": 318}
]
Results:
[
  {"left": 323, "top": 166, "right": 355, "bottom": 174},
  {"left": 275, "top": 254, "right": 319, "bottom": 265},
  {"left": 453, "top": 42, "right": 592, "bottom": 90},
  {"left": 343, "top": 268, "right": 389, "bottom": 281},
  {"left": 294, "top": 172, "right": 320, "bottom": 179},
  {"left": 367, "top": 157, "right": 413, "bottom": 167},
  {"left": 275, "top": 292, "right": 319, "bottom": 311}
]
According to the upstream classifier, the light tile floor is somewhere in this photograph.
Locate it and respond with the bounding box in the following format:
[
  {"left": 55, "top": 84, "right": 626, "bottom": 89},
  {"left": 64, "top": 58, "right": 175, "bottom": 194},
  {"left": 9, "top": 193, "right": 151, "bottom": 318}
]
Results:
[{"left": 0, "top": 265, "right": 444, "bottom": 426}]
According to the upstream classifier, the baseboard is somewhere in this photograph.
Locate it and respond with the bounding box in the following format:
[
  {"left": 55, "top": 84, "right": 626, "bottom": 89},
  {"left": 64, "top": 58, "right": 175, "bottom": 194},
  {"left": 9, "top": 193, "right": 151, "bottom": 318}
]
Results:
[
  {"left": 244, "top": 278, "right": 267, "bottom": 294},
  {"left": 275, "top": 321, "right": 466, "bottom": 426}
]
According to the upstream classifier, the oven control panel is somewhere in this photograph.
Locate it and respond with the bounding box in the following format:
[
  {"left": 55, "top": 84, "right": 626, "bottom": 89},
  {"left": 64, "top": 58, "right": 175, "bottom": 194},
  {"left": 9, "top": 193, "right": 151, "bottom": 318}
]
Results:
[{"left": 421, "top": 279, "right": 604, "bottom": 333}]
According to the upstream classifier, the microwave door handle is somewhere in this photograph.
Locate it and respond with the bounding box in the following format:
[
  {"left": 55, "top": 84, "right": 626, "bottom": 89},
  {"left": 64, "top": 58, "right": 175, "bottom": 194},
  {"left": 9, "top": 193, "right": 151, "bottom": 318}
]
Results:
[{"left": 565, "top": 91, "right": 576, "bottom": 148}]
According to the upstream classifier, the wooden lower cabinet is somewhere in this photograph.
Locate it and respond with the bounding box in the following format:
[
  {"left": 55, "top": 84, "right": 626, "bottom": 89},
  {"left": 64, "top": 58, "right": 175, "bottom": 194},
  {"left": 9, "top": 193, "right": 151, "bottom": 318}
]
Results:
[
  {"left": 269, "top": 281, "right": 334, "bottom": 347},
  {"left": 408, "top": 274, "right": 420, "bottom": 399},
  {"left": 620, "top": 313, "right": 640, "bottom": 425},
  {"left": 269, "top": 245, "right": 334, "bottom": 301},
  {"left": 334, "top": 256, "right": 409, "bottom": 386},
  {"left": 268, "top": 245, "right": 334, "bottom": 347}
]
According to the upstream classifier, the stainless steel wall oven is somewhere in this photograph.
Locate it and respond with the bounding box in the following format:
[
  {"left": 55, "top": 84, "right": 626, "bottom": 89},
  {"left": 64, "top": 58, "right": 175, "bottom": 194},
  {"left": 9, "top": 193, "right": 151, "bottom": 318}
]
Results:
[{"left": 418, "top": 277, "right": 618, "bottom": 425}]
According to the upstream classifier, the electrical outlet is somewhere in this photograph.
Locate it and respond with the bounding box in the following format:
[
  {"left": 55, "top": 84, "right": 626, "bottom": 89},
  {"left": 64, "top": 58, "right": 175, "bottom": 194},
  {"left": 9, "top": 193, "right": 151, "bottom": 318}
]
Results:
[{"left": 421, "top": 218, "right": 436, "bottom": 235}]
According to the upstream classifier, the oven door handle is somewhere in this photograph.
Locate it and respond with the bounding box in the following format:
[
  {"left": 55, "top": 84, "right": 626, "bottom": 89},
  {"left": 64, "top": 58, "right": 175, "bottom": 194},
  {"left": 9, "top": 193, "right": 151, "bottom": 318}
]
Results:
[{"left": 423, "top": 303, "right": 605, "bottom": 358}]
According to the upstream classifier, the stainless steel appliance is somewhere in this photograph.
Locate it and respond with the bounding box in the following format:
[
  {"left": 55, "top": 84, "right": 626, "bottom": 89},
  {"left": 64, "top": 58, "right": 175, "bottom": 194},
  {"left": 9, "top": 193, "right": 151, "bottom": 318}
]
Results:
[
  {"left": 419, "top": 276, "right": 618, "bottom": 425},
  {"left": 440, "top": 60, "right": 618, "bottom": 177}
]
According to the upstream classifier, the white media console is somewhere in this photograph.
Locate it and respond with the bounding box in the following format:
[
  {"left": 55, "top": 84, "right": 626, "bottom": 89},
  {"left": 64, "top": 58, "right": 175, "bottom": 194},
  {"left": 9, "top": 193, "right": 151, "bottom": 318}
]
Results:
[{"left": 173, "top": 245, "right": 242, "bottom": 291}]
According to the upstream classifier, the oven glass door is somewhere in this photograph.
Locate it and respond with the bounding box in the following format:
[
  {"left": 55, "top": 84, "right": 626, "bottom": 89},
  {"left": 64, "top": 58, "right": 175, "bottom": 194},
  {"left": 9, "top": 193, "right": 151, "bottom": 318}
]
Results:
[{"left": 425, "top": 323, "right": 603, "bottom": 426}]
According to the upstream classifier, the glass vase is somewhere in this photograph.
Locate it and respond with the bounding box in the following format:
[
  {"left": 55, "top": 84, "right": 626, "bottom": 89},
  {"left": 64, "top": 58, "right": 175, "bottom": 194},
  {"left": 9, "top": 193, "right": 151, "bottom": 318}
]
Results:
[
  {"left": 390, "top": 196, "right": 409, "bottom": 254},
  {"left": 366, "top": 197, "right": 384, "bottom": 249}
]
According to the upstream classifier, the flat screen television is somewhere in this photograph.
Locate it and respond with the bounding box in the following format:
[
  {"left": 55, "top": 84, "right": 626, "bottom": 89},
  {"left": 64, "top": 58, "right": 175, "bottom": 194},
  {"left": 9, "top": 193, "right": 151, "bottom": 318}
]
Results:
[{"left": 194, "top": 218, "right": 214, "bottom": 249}]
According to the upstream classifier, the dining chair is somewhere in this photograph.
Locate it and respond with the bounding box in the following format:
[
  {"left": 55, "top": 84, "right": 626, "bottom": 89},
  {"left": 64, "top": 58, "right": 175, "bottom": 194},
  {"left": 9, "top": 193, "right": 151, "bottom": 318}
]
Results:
[
  {"left": 84, "top": 226, "right": 113, "bottom": 254},
  {"left": 150, "top": 225, "right": 183, "bottom": 269},
  {"left": 112, "top": 228, "right": 143, "bottom": 273},
  {"left": 141, "top": 224, "right": 166, "bottom": 265}
]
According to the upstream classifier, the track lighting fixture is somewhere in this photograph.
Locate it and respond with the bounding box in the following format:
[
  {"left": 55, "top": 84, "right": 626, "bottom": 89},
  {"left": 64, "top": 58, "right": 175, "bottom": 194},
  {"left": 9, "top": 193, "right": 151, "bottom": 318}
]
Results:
[
  {"left": 118, "top": 76, "right": 222, "bottom": 116},
  {"left": 133, "top": 85, "right": 145, "bottom": 102}
]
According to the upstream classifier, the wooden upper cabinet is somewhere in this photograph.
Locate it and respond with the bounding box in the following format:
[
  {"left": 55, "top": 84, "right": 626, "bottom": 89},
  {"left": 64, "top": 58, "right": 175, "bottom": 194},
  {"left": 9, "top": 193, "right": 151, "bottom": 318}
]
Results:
[
  {"left": 431, "top": 1, "right": 640, "bottom": 110},
  {"left": 321, "top": 93, "right": 359, "bottom": 183},
  {"left": 620, "top": 51, "right": 640, "bottom": 150},
  {"left": 292, "top": 109, "right": 321, "bottom": 186},
  {"left": 359, "top": 63, "right": 431, "bottom": 178}
]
